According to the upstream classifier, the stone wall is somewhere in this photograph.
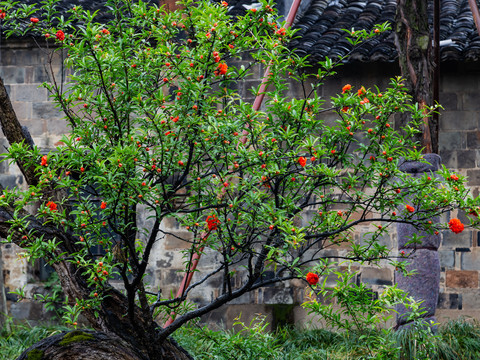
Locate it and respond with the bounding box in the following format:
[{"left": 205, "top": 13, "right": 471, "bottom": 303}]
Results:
[
  {"left": 0, "top": 39, "right": 68, "bottom": 323},
  {"left": 2, "top": 37, "right": 480, "bottom": 328}
]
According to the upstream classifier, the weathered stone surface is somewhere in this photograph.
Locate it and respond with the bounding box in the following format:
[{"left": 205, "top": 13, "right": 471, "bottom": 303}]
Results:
[
  {"left": 164, "top": 232, "right": 193, "bottom": 250},
  {"left": 462, "top": 291, "right": 480, "bottom": 309},
  {"left": 398, "top": 154, "right": 441, "bottom": 173},
  {"left": 439, "top": 131, "right": 466, "bottom": 151},
  {"left": 438, "top": 250, "right": 455, "bottom": 268},
  {"left": 439, "top": 92, "right": 458, "bottom": 111},
  {"left": 261, "top": 287, "right": 294, "bottom": 305},
  {"left": 397, "top": 223, "right": 441, "bottom": 250},
  {"left": 461, "top": 248, "right": 480, "bottom": 271},
  {"left": 440, "top": 111, "right": 477, "bottom": 130},
  {"left": 437, "top": 292, "right": 462, "bottom": 310},
  {"left": 396, "top": 316, "right": 438, "bottom": 331},
  {"left": 446, "top": 270, "right": 478, "bottom": 288},
  {"left": 442, "top": 230, "right": 472, "bottom": 248},
  {"left": 438, "top": 150, "right": 457, "bottom": 168},
  {"left": 361, "top": 267, "right": 393, "bottom": 286},
  {"left": 457, "top": 150, "right": 476, "bottom": 168},
  {"left": 395, "top": 249, "right": 440, "bottom": 325}
]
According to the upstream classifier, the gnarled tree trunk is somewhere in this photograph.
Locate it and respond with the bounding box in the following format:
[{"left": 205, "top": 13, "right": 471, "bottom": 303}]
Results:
[
  {"left": 0, "top": 75, "right": 191, "bottom": 359},
  {"left": 17, "top": 330, "right": 192, "bottom": 360}
]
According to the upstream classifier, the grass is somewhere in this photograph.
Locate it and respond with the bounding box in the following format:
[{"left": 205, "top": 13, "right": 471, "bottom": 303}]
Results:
[
  {"left": 174, "top": 318, "right": 480, "bottom": 360},
  {"left": 0, "top": 320, "right": 68, "bottom": 360},
  {"left": 3, "top": 317, "right": 480, "bottom": 359}
]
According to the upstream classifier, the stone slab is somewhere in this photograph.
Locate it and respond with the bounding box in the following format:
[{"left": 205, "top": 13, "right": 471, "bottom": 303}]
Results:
[
  {"left": 398, "top": 222, "right": 441, "bottom": 250},
  {"left": 395, "top": 249, "right": 440, "bottom": 325}
]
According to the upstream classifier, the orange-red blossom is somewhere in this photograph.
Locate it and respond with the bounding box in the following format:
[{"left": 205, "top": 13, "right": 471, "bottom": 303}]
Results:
[{"left": 214, "top": 63, "right": 228, "bottom": 76}]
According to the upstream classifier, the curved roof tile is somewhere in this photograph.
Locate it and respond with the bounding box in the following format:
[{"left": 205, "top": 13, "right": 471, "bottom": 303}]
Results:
[
  {"left": 291, "top": 0, "right": 480, "bottom": 62},
  {"left": 15, "top": 0, "right": 480, "bottom": 62}
]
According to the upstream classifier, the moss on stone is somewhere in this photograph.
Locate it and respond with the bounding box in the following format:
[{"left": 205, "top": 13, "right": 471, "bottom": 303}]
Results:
[
  {"left": 26, "top": 349, "right": 44, "bottom": 360},
  {"left": 59, "top": 330, "right": 94, "bottom": 346}
]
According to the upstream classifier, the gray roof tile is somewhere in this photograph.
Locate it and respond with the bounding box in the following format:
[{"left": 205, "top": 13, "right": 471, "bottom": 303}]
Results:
[{"left": 290, "top": 0, "right": 480, "bottom": 62}]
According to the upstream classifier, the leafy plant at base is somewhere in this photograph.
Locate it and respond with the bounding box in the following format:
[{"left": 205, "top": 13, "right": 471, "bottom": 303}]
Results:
[
  {"left": 0, "top": 0, "right": 479, "bottom": 357},
  {"left": 175, "top": 315, "right": 281, "bottom": 360}
]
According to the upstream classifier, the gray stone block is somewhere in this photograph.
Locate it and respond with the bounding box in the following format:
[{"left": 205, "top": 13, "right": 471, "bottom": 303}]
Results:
[
  {"left": 439, "top": 131, "right": 466, "bottom": 151},
  {"left": 467, "top": 131, "right": 480, "bottom": 150},
  {"left": 46, "top": 118, "right": 69, "bottom": 135},
  {"left": 361, "top": 267, "right": 393, "bottom": 286},
  {"left": 0, "top": 174, "right": 23, "bottom": 189},
  {"left": 34, "top": 65, "right": 50, "bottom": 83},
  {"left": 438, "top": 92, "right": 458, "bottom": 110},
  {"left": 463, "top": 92, "right": 480, "bottom": 111},
  {"left": 440, "top": 111, "right": 477, "bottom": 130},
  {"left": 32, "top": 102, "right": 62, "bottom": 120},
  {"left": 462, "top": 291, "right": 480, "bottom": 310},
  {"left": 11, "top": 102, "right": 33, "bottom": 123},
  {"left": 442, "top": 230, "right": 471, "bottom": 248},
  {"left": 439, "top": 150, "right": 457, "bottom": 169},
  {"left": 438, "top": 250, "right": 455, "bottom": 268},
  {"left": 0, "top": 66, "right": 25, "bottom": 84},
  {"left": 395, "top": 249, "right": 440, "bottom": 325},
  {"left": 457, "top": 150, "right": 476, "bottom": 168},
  {"left": 467, "top": 169, "right": 480, "bottom": 186},
  {"left": 461, "top": 249, "right": 480, "bottom": 271},
  {"left": 437, "top": 293, "right": 461, "bottom": 310},
  {"left": 20, "top": 119, "right": 45, "bottom": 136},
  {"left": 14, "top": 84, "right": 48, "bottom": 102},
  {"left": 10, "top": 302, "right": 32, "bottom": 320},
  {"left": 260, "top": 287, "right": 294, "bottom": 305}
]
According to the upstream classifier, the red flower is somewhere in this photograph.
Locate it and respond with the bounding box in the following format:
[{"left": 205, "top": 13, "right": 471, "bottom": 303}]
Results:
[
  {"left": 342, "top": 84, "right": 351, "bottom": 93},
  {"left": 46, "top": 201, "right": 57, "bottom": 212},
  {"left": 297, "top": 156, "right": 306, "bottom": 167},
  {"left": 0, "top": 11, "right": 6, "bottom": 20},
  {"left": 360, "top": 97, "right": 369, "bottom": 105},
  {"left": 206, "top": 215, "right": 220, "bottom": 231},
  {"left": 214, "top": 63, "right": 228, "bottom": 76},
  {"left": 406, "top": 205, "right": 415, "bottom": 213},
  {"left": 30, "top": 17, "right": 39, "bottom": 23},
  {"left": 357, "top": 86, "right": 366, "bottom": 96},
  {"left": 100, "top": 201, "right": 107, "bottom": 209},
  {"left": 56, "top": 30, "right": 65, "bottom": 41},
  {"left": 306, "top": 272, "right": 319, "bottom": 285},
  {"left": 40, "top": 155, "right": 48, "bottom": 166},
  {"left": 449, "top": 218, "right": 464, "bottom": 234},
  {"left": 221, "top": 1, "right": 228, "bottom": 6},
  {"left": 101, "top": 29, "right": 110, "bottom": 35}
]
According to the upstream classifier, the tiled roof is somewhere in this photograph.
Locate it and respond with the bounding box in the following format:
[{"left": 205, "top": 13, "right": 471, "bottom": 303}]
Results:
[
  {"left": 16, "top": 0, "right": 480, "bottom": 62},
  {"left": 290, "top": 0, "right": 480, "bottom": 62},
  {"left": 16, "top": 0, "right": 156, "bottom": 23}
]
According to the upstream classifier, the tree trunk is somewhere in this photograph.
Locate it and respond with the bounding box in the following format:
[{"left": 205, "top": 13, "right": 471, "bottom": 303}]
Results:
[
  {"left": 16, "top": 330, "right": 192, "bottom": 360},
  {"left": 0, "top": 75, "right": 192, "bottom": 359},
  {"left": 394, "top": 0, "right": 437, "bottom": 153}
]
